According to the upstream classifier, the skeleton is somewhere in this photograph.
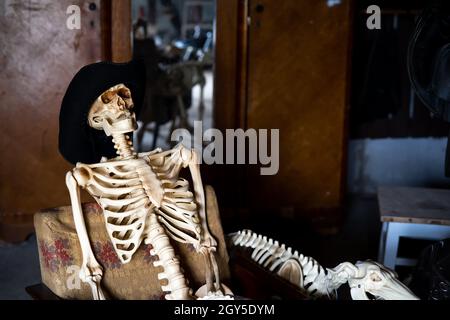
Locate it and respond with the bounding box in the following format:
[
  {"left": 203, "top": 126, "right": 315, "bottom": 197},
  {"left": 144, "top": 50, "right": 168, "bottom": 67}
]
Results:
[
  {"left": 344, "top": 260, "right": 419, "bottom": 300},
  {"left": 230, "top": 229, "right": 419, "bottom": 300},
  {"left": 65, "top": 84, "right": 228, "bottom": 300}
]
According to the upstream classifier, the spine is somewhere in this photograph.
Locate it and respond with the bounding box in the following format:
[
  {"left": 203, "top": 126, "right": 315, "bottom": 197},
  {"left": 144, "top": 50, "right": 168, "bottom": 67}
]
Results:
[
  {"left": 230, "top": 229, "right": 331, "bottom": 298},
  {"left": 112, "top": 133, "right": 136, "bottom": 158},
  {"left": 146, "top": 213, "right": 193, "bottom": 300}
]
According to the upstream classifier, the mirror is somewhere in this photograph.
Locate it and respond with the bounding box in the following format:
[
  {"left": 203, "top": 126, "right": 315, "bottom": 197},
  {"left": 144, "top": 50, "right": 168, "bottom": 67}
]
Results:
[{"left": 131, "top": 0, "right": 216, "bottom": 152}]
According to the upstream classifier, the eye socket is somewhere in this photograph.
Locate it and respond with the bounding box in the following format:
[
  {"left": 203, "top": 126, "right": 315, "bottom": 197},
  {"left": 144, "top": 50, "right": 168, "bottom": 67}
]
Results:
[
  {"left": 369, "top": 272, "right": 382, "bottom": 282},
  {"left": 101, "top": 91, "right": 115, "bottom": 103},
  {"left": 118, "top": 88, "right": 131, "bottom": 99}
]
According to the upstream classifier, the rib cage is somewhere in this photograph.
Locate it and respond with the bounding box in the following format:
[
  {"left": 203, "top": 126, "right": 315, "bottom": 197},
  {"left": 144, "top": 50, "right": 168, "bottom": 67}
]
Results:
[
  {"left": 147, "top": 147, "right": 202, "bottom": 248},
  {"left": 230, "top": 229, "right": 335, "bottom": 298},
  {"left": 80, "top": 160, "right": 148, "bottom": 263},
  {"left": 75, "top": 147, "right": 203, "bottom": 264}
]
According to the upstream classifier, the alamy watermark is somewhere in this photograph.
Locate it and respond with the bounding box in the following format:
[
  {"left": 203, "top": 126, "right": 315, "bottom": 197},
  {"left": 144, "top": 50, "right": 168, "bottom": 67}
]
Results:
[
  {"left": 66, "top": 5, "right": 81, "bottom": 30},
  {"left": 66, "top": 265, "right": 82, "bottom": 290},
  {"left": 367, "top": 5, "right": 381, "bottom": 30},
  {"left": 171, "top": 121, "right": 279, "bottom": 176},
  {"left": 1, "top": 3, "right": 382, "bottom": 31}
]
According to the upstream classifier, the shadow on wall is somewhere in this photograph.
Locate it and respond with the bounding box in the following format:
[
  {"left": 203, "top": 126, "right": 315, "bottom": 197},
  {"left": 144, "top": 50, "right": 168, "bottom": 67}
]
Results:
[{"left": 348, "top": 138, "right": 450, "bottom": 194}]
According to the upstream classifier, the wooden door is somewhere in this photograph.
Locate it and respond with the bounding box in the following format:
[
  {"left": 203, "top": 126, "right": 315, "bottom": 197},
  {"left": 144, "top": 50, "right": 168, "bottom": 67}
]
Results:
[
  {"left": 244, "top": 0, "right": 352, "bottom": 219},
  {"left": 0, "top": 0, "right": 102, "bottom": 240}
]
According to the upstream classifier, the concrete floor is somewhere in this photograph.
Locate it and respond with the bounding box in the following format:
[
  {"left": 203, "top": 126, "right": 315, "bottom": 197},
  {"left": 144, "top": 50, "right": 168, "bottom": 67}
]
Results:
[{"left": 0, "top": 234, "right": 40, "bottom": 300}]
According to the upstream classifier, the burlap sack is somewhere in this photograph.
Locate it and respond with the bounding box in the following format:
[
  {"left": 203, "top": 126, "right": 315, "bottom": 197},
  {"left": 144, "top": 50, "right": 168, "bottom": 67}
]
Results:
[{"left": 34, "top": 185, "right": 230, "bottom": 299}]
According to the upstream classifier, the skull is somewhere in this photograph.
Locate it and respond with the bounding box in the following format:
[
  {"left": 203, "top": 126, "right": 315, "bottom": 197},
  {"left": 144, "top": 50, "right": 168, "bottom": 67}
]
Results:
[
  {"left": 348, "top": 261, "right": 419, "bottom": 300},
  {"left": 88, "top": 84, "right": 137, "bottom": 136}
]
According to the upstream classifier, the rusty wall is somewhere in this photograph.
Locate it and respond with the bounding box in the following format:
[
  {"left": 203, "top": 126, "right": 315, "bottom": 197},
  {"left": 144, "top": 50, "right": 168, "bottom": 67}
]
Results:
[{"left": 0, "top": 0, "right": 101, "bottom": 217}]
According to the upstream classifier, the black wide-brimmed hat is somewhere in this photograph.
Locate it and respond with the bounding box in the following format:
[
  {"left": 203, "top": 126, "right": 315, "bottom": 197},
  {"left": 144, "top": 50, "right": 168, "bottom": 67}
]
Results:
[
  {"left": 59, "top": 60, "right": 146, "bottom": 165},
  {"left": 408, "top": 1, "right": 450, "bottom": 122}
]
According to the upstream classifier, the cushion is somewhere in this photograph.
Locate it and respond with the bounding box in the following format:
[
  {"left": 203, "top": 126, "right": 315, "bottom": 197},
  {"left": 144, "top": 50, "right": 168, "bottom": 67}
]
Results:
[{"left": 34, "top": 185, "right": 230, "bottom": 299}]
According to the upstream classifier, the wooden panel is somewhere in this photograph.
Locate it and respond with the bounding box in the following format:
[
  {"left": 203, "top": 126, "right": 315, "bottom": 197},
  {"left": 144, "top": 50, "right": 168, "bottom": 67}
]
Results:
[
  {"left": 245, "top": 0, "right": 352, "bottom": 214},
  {"left": 378, "top": 187, "right": 450, "bottom": 226},
  {"left": 111, "top": 0, "right": 131, "bottom": 62},
  {"left": 214, "top": 0, "right": 248, "bottom": 130},
  {"left": 0, "top": 1, "right": 101, "bottom": 221},
  {"left": 211, "top": 0, "right": 249, "bottom": 213},
  {"left": 100, "top": 0, "right": 112, "bottom": 60}
]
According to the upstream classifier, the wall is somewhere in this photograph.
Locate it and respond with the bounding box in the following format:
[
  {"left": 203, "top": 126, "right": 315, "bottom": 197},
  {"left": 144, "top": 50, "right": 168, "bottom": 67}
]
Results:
[
  {"left": 348, "top": 138, "right": 450, "bottom": 194},
  {"left": 0, "top": 0, "right": 102, "bottom": 229}
]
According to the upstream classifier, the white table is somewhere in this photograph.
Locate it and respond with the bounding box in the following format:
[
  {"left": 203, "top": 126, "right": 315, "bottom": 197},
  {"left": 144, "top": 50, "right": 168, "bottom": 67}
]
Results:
[{"left": 377, "top": 187, "right": 450, "bottom": 270}]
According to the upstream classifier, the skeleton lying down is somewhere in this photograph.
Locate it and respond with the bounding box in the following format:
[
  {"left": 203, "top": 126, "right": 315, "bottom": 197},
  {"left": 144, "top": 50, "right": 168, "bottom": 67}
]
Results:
[
  {"left": 64, "top": 83, "right": 232, "bottom": 300},
  {"left": 230, "top": 229, "right": 419, "bottom": 300}
]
